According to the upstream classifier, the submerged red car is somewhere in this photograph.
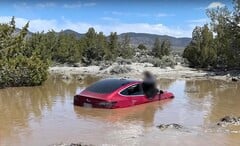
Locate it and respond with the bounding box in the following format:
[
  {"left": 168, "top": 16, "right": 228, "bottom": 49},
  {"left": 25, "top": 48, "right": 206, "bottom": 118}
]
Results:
[{"left": 74, "top": 78, "right": 174, "bottom": 109}]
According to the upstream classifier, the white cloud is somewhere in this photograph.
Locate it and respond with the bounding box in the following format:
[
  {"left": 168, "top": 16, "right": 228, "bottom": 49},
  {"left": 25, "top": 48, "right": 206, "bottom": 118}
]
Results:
[
  {"left": 156, "top": 13, "right": 175, "bottom": 17},
  {"left": 13, "top": 1, "right": 95, "bottom": 9},
  {"left": 187, "top": 18, "right": 210, "bottom": 30},
  {"left": 0, "top": 16, "right": 58, "bottom": 32},
  {"left": 63, "top": 2, "right": 96, "bottom": 8},
  {"left": 101, "top": 17, "right": 119, "bottom": 22},
  {"left": 110, "top": 11, "right": 149, "bottom": 17},
  {"left": 109, "top": 11, "right": 174, "bottom": 18},
  {"left": 63, "top": 3, "right": 82, "bottom": 8},
  {"left": 83, "top": 2, "right": 96, "bottom": 7},
  {"left": 13, "top": 2, "right": 56, "bottom": 8},
  {"left": 101, "top": 23, "right": 190, "bottom": 37},
  {"left": 187, "top": 18, "right": 208, "bottom": 23},
  {"left": 111, "top": 11, "right": 125, "bottom": 16},
  {"left": 36, "top": 2, "right": 56, "bottom": 8},
  {"left": 207, "top": 2, "right": 225, "bottom": 9},
  {"left": 13, "top": 2, "right": 29, "bottom": 9},
  {"left": 0, "top": 16, "right": 192, "bottom": 37}
]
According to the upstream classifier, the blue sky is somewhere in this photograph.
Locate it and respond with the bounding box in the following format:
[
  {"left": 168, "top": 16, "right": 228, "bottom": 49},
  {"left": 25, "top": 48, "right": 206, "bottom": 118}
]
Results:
[{"left": 0, "top": 0, "right": 233, "bottom": 37}]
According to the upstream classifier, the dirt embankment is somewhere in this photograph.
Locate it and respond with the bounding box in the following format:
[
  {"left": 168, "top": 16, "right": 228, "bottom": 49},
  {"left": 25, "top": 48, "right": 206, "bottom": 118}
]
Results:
[{"left": 49, "top": 63, "right": 240, "bottom": 82}]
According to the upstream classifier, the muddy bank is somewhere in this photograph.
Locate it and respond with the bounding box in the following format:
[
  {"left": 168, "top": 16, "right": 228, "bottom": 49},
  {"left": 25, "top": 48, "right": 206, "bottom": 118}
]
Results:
[{"left": 49, "top": 63, "right": 240, "bottom": 82}]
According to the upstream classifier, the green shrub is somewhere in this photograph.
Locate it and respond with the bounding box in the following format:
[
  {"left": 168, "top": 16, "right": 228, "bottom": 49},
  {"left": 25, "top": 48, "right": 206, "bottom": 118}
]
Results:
[
  {"left": 0, "top": 17, "right": 49, "bottom": 88},
  {"left": 160, "top": 56, "right": 176, "bottom": 68},
  {"left": 139, "top": 56, "right": 176, "bottom": 68},
  {"left": 0, "top": 55, "right": 48, "bottom": 87}
]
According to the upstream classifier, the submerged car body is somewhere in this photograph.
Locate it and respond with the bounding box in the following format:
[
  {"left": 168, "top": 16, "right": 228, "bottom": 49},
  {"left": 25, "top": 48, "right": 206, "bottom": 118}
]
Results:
[{"left": 74, "top": 78, "right": 174, "bottom": 109}]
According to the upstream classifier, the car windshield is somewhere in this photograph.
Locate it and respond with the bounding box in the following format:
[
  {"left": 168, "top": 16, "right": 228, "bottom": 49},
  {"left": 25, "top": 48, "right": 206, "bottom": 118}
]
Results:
[{"left": 86, "top": 79, "right": 132, "bottom": 94}]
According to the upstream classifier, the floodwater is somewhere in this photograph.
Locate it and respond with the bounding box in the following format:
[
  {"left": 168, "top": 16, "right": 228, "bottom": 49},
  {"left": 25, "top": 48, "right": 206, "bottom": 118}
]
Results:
[{"left": 0, "top": 77, "right": 240, "bottom": 146}]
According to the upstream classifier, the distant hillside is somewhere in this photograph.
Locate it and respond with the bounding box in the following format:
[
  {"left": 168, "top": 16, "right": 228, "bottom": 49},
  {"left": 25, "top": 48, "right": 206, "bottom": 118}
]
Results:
[
  {"left": 118, "top": 32, "right": 191, "bottom": 49},
  {"left": 59, "top": 31, "right": 191, "bottom": 50},
  {"left": 14, "top": 28, "right": 33, "bottom": 38},
  {"left": 58, "top": 29, "right": 84, "bottom": 38},
  {"left": 16, "top": 28, "right": 191, "bottom": 50}
]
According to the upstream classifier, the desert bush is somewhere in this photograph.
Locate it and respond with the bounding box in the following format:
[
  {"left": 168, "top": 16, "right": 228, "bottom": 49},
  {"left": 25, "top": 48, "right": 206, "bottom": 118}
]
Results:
[
  {"left": 139, "top": 56, "right": 176, "bottom": 68},
  {"left": 160, "top": 55, "right": 176, "bottom": 68},
  {"left": 0, "top": 56, "right": 48, "bottom": 87},
  {"left": 0, "top": 17, "right": 49, "bottom": 88}
]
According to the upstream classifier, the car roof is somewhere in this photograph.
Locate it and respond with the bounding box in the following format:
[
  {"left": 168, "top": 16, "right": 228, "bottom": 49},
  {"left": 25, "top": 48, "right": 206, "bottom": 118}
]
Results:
[
  {"left": 104, "top": 78, "right": 139, "bottom": 83},
  {"left": 85, "top": 78, "right": 140, "bottom": 94}
]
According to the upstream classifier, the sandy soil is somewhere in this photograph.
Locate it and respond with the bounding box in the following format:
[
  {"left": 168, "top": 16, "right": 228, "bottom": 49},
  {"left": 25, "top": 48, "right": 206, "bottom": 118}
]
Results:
[{"left": 49, "top": 63, "right": 239, "bottom": 82}]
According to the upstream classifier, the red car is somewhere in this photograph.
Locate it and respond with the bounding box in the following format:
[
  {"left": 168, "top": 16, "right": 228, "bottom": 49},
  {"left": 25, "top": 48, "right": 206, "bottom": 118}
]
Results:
[{"left": 74, "top": 78, "right": 174, "bottom": 109}]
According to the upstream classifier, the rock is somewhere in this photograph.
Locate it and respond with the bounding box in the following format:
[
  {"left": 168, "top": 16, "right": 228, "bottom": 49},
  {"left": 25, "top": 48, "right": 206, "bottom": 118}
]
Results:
[
  {"left": 232, "top": 77, "right": 238, "bottom": 82},
  {"left": 166, "top": 67, "right": 172, "bottom": 70},
  {"left": 63, "top": 63, "right": 72, "bottom": 67},
  {"left": 226, "top": 74, "right": 231, "bottom": 78},
  {"left": 70, "top": 143, "right": 94, "bottom": 146},
  {"left": 221, "top": 116, "right": 233, "bottom": 122},
  {"left": 143, "top": 63, "right": 154, "bottom": 67},
  {"left": 169, "top": 123, "right": 183, "bottom": 129},
  {"left": 157, "top": 124, "right": 167, "bottom": 130},
  {"left": 112, "top": 62, "right": 118, "bottom": 66},
  {"left": 99, "top": 65, "right": 109, "bottom": 71},
  {"left": 51, "top": 143, "right": 94, "bottom": 146},
  {"left": 76, "top": 75, "right": 84, "bottom": 81},
  {"left": 110, "top": 65, "right": 132, "bottom": 74},
  {"left": 208, "top": 72, "right": 216, "bottom": 76},
  {"left": 62, "top": 75, "right": 71, "bottom": 80},
  {"left": 217, "top": 116, "right": 240, "bottom": 126},
  {"left": 73, "top": 63, "right": 82, "bottom": 67},
  {"left": 116, "top": 57, "right": 132, "bottom": 65},
  {"left": 157, "top": 123, "right": 183, "bottom": 130}
]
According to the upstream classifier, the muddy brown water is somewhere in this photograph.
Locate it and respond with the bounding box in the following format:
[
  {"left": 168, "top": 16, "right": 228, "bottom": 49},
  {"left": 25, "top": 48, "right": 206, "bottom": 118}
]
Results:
[{"left": 0, "top": 77, "right": 240, "bottom": 146}]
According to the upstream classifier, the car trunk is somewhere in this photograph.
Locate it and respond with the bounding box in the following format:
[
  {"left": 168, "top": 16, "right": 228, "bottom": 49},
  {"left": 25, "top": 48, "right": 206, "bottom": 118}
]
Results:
[{"left": 74, "top": 91, "right": 117, "bottom": 108}]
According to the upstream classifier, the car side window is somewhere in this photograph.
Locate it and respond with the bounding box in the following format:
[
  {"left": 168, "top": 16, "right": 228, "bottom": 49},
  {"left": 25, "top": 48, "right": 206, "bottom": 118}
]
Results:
[{"left": 120, "top": 84, "right": 144, "bottom": 96}]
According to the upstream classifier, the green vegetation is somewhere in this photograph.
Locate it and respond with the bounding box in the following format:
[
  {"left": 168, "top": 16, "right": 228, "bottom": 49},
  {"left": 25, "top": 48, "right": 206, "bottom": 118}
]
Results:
[
  {"left": 119, "top": 34, "right": 134, "bottom": 59},
  {"left": 137, "top": 44, "right": 148, "bottom": 50},
  {"left": 183, "top": 0, "right": 240, "bottom": 69},
  {"left": 0, "top": 17, "right": 176, "bottom": 88},
  {"left": 183, "top": 25, "right": 216, "bottom": 67},
  {"left": 152, "top": 38, "right": 171, "bottom": 59},
  {"left": 17, "top": 26, "right": 137, "bottom": 66},
  {"left": 0, "top": 17, "right": 49, "bottom": 88},
  {"left": 0, "top": 18, "right": 137, "bottom": 88},
  {"left": 106, "top": 32, "right": 118, "bottom": 60}
]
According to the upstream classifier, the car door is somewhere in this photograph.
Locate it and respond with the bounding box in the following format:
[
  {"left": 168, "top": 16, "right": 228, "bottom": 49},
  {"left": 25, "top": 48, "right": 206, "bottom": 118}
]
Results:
[{"left": 119, "top": 83, "right": 147, "bottom": 105}]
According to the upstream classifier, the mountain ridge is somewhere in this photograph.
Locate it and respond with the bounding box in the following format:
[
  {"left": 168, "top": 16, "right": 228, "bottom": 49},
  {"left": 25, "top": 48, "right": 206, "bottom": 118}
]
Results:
[
  {"left": 18, "top": 28, "right": 191, "bottom": 49},
  {"left": 58, "top": 30, "right": 191, "bottom": 49}
]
